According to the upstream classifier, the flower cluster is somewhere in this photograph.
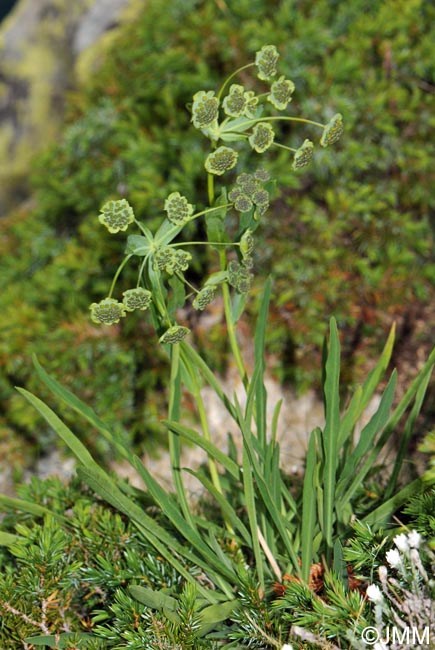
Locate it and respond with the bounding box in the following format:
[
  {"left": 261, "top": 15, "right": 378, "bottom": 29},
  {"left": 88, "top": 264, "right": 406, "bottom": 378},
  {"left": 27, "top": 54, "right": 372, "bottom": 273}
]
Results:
[
  {"left": 268, "top": 76, "right": 295, "bottom": 110},
  {"left": 228, "top": 170, "right": 270, "bottom": 216},
  {"left": 365, "top": 531, "right": 434, "bottom": 650},
  {"left": 191, "top": 90, "right": 219, "bottom": 129},
  {"left": 122, "top": 287, "right": 152, "bottom": 312},
  {"left": 255, "top": 44, "right": 279, "bottom": 81},
  {"left": 193, "top": 285, "right": 216, "bottom": 311},
  {"left": 154, "top": 246, "right": 191, "bottom": 275},
  {"left": 320, "top": 113, "right": 344, "bottom": 147},
  {"left": 292, "top": 139, "right": 314, "bottom": 170},
  {"left": 227, "top": 259, "right": 253, "bottom": 294},
  {"left": 159, "top": 325, "right": 190, "bottom": 344},
  {"left": 222, "top": 84, "right": 260, "bottom": 120},
  {"left": 249, "top": 122, "right": 275, "bottom": 153},
  {"left": 89, "top": 45, "right": 343, "bottom": 348},
  {"left": 205, "top": 146, "right": 239, "bottom": 176},
  {"left": 99, "top": 199, "right": 135, "bottom": 234},
  {"left": 164, "top": 192, "right": 194, "bottom": 225},
  {"left": 90, "top": 298, "right": 126, "bottom": 325}
]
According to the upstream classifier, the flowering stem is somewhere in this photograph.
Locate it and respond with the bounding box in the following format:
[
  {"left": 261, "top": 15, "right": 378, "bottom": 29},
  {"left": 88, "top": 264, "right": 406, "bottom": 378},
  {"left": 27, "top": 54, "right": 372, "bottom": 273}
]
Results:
[
  {"left": 207, "top": 172, "right": 215, "bottom": 204},
  {"left": 107, "top": 254, "right": 133, "bottom": 298},
  {"left": 168, "top": 342, "right": 195, "bottom": 526},
  {"left": 206, "top": 169, "right": 248, "bottom": 386},
  {"left": 272, "top": 141, "right": 297, "bottom": 153},
  {"left": 217, "top": 62, "right": 255, "bottom": 100},
  {"left": 219, "top": 249, "right": 248, "bottom": 387},
  {"left": 226, "top": 115, "right": 325, "bottom": 130}
]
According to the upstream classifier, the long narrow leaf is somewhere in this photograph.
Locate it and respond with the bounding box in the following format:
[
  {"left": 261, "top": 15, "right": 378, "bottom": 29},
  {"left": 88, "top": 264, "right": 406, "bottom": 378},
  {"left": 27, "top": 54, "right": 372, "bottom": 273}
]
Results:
[
  {"left": 129, "top": 456, "right": 236, "bottom": 581},
  {"left": 31, "top": 355, "right": 132, "bottom": 461},
  {"left": 183, "top": 468, "right": 251, "bottom": 545},
  {"left": 338, "top": 325, "right": 395, "bottom": 450},
  {"left": 322, "top": 318, "right": 341, "bottom": 553},
  {"left": 16, "top": 388, "right": 96, "bottom": 469},
  {"left": 0, "top": 495, "right": 66, "bottom": 522},
  {"left": 301, "top": 428, "right": 318, "bottom": 583},
  {"left": 163, "top": 420, "right": 240, "bottom": 479},
  {"left": 362, "top": 476, "right": 435, "bottom": 527},
  {"left": 242, "top": 442, "right": 264, "bottom": 586},
  {"left": 384, "top": 369, "right": 432, "bottom": 499},
  {"left": 340, "top": 356, "right": 435, "bottom": 507},
  {"left": 167, "top": 343, "right": 194, "bottom": 528},
  {"left": 76, "top": 465, "right": 229, "bottom": 597},
  {"left": 335, "top": 371, "right": 397, "bottom": 503}
]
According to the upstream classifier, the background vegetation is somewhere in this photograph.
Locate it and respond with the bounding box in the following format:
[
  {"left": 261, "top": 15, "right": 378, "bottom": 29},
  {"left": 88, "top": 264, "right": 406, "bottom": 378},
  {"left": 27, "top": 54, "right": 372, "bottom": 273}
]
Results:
[{"left": 1, "top": 0, "right": 434, "bottom": 467}]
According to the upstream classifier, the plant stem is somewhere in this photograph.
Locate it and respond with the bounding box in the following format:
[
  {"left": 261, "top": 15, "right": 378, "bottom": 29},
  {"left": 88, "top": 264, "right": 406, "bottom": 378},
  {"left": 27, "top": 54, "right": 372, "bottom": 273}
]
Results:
[
  {"left": 107, "top": 254, "right": 133, "bottom": 298},
  {"left": 217, "top": 62, "right": 255, "bottom": 100},
  {"left": 168, "top": 343, "right": 195, "bottom": 526},
  {"left": 207, "top": 171, "right": 248, "bottom": 386},
  {"left": 220, "top": 251, "right": 248, "bottom": 386}
]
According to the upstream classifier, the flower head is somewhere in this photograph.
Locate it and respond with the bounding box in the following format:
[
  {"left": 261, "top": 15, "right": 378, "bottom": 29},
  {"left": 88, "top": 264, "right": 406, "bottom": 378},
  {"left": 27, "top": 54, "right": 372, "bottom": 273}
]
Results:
[
  {"left": 164, "top": 192, "right": 194, "bottom": 225},
  {"left": 222, "top": 84, "right": 247, "bottom": 118},
  {"left": 366, "top": 584, "right": 383, "bottom": 604},
  {"left": 408, "top": 530, "right": 422, "bottom": 549},
  {"left": 122, "top": 287, "right": 152, "bottom": 312},
  {"left": 159, "top": 325, "right": 190, "bottom": 344},
  {"left": 191, "top": 90, "right": 219, "bottom": 129},
  {"left": 252, "top": 188, "right": 269, "bottom": 207},
  {"left": 254, "top": 168, "right": 270, "bottom": 182},
  {"left": 255, "top": 45, "right": 279, "bottom": 81},
  {"left": 99, "top": 199, "right": 135, "bottom": 234},
  {"left": 249, "top": 123, "right": 275, "bottom": 153},
  {"left": 193, "top": 285, "right": 216, "bottom": 311},
  {"left": 385, "top": 548, "right": 402, "bottom": 569},
  {"left": 268, "top": 76, "right": 295, "bottom": 110},
  {"left": 292, "top": 139, "right": 314, "bottom": 170},
  {"left": 228, "top": 260, "right": 253, "bottom": 294},
  {"left": 393, "top": 533, "right": 409, "bottom": 553},
  {"left": 205, "top": 146, "right": 238, "bottom": 176},
  {"left": 236, "top": 172, "right": 258, "bottom": 196},
  {"left": 154, "top": 246, "right": 191, "bottom": 274},
  {"left": 90, "top": 298, "right": 126, "bottom": 325},
  {"left": 233, "top": 195, "right": 253, "bottom": 213},
  {"left": 320, "top": 113, "right": 344, "bottom": 147}
]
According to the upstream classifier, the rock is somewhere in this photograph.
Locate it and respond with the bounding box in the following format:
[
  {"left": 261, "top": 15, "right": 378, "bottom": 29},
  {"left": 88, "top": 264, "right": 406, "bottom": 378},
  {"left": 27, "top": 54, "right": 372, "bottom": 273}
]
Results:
[{"left": 0, "top": 0, "right": 138, "bottom": 214}]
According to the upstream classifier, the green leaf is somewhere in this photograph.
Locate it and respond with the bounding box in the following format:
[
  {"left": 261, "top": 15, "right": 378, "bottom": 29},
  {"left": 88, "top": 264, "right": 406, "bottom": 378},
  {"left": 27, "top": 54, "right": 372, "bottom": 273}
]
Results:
[
  {"left": 198, "top": 600, "right": 239, "bottom": 636},
  {"left": 0, "top": 531, "right": 20, "bottom": 546},
  {"left": 31, "top": 355, "right": 133, "bottom": 463},
  {"left": 362, "top": 476, "right": 435, "bottom": 527},
  {"left": 16, "top": 387, "right": 96, "bottom": 469},
  {"left": 76, "top": 465, "right": 219, "bottom": 599},
  {"left": 322, "top": 318, "right": 341, "bottom": 554},
  {"left": 167, "top": 274, "right": 186, "bottom": 318},
  {"left": 385, "top": 367, "right": 433, "bottom": 499},
  {"left": 301, "top": 428, "right": 318, "bottom": 583},
  {"left": 231, "top": 291, "right": 248, "bottom": 324},
  {"left": 338, "top": 324, "right": 395, "bottom": 448},
  {"left": 0, "top": 494, "right": 66, "bottom": 522},
  {"left": 184, "top": 467, "right": 251, "bottom": 546},
  {"left": 164, "top": 420, "right": 240, "bottom": 479},
  {"left": 125, "top": 233, "right": 153, "bottom": 256},
  {"left": 154, "top": 218, "right": 184, "bottom": 245},
  {"left": 129, "top": 585, "right": 178, "bottom": 611},
  {"left": 335, "top": 370, "right": 397, "bottom": 506}
]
